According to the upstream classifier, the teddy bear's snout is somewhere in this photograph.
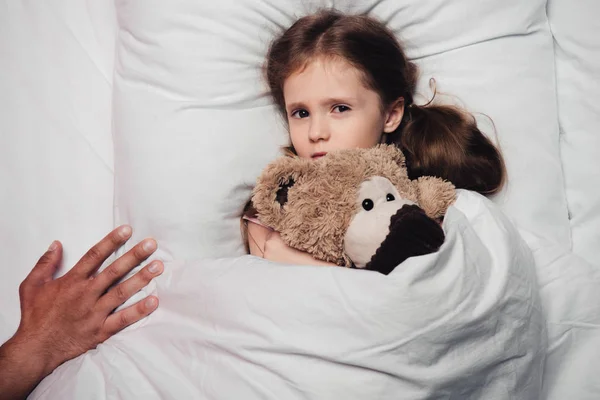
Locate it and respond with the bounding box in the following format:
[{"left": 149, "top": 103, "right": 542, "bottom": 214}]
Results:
[
  {"left": 389, "top": 204, "right": 423, "bottom": 229},
  {"left": 387, "top": 205, "right": 445, "bottom": 253},
  {"left": 364, "top": 204, "right": 446, "bottom": 275}
]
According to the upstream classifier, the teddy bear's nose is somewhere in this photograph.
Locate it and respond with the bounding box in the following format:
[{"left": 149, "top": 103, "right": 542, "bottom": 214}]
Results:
[
  {"left": 388, "top": 205, "right": 445, "bottom": 253},
  {"left": 365, "top": 204, "right": 445, "bottom": 275}
]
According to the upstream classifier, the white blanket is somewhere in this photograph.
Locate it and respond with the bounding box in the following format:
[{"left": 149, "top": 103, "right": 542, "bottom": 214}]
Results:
[{"left": 31, "top": 191, "right": 546, "bottom": 399}]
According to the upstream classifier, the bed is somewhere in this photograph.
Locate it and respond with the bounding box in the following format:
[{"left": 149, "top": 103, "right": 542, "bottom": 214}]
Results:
[{"left": 1, "top": 0, "right": 599, "bottom": 398}]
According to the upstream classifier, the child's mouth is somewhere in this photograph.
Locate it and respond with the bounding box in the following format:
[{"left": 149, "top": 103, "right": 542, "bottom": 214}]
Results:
[{"left": 311, "top": 152, "right": 327, "bottom": 159}]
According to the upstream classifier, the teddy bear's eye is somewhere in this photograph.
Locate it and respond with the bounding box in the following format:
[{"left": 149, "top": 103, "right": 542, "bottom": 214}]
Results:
[
  {"left": 386, "top": 194, "right": 395, "bottom": 202},
  {"left": 362, "top": 199, "right": 374, "bottom": 211}
]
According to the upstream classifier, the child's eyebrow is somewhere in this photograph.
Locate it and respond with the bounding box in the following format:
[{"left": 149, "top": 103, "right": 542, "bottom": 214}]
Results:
[
  {"left": 286, "top": 98, "right": 358, "bottom": 111},
  {"left": 286, "top": 101, "right": 306, "bottom": 111},
  {"left": 320, "top": 97, "right": 357, "bottom": 106}
]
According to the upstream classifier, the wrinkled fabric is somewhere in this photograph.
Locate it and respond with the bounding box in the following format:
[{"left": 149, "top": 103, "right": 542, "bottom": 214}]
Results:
[{"left": 31, "top": 191, "right": 546, "bottom": 399}]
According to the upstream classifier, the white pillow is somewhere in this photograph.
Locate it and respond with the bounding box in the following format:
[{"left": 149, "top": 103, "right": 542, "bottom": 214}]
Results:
[
  {"left": 0, "top": 0, "right": 117, "bottom": 341},
  {"left": 548, "top": 0, "right": 600, "bottom": 267},
  {"left": 112, "top": 0, "right": 569, "bottom": 260}
]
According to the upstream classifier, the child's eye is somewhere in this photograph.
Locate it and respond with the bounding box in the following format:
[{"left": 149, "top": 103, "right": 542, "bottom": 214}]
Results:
[
  {"left": 333, "top": 105, "right": 351, "bottom": 113},
  {"left": 291, "top": 109, "right": 309, "bottom": 119}
]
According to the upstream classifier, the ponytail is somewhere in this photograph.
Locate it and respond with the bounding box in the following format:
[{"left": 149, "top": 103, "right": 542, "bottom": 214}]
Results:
[{"left": 390, "top": 103, "right": 506, "bottom": 195}]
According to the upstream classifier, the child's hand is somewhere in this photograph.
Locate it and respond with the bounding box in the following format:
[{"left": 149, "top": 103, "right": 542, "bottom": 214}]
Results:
[{"left": 263, "top": 231, "right": 337, "bottom": 267}]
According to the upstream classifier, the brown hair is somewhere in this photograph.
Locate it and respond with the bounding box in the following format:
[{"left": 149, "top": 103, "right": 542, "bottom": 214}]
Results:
[{"left": 265, "top": 9, "right": 506, "bottom": 195}]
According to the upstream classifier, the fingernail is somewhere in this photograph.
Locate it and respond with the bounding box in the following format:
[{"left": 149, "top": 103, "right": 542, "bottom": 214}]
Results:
[
  {"left": 148, "top": 262, "right": 161, "bottom": 274},
  {"left": 48, "top": 241, "right": 58, "bottom": 251},
  {"left": 119, "top": 225, "right": 132, "bottom": 238},
  {"left": 143, "top": 239, "right": 156, "bottom": 252},
  {"left": 145, "top": 297, "right": 157, "bottom": 309}
]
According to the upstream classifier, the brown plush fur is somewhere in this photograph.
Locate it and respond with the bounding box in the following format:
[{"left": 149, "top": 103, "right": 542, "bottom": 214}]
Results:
[{"left": 252, "top": 145, "right": 456, "bottom": 266}]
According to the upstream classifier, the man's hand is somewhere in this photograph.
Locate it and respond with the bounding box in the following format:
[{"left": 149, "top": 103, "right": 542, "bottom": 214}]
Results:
[{"left": 0, "top": 225, "right": 163, "bottom": 400}]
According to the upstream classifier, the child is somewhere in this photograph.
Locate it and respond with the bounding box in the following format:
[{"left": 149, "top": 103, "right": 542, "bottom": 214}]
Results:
[{"left": 242, "top": 10, "right": 505, "bottom": 265}]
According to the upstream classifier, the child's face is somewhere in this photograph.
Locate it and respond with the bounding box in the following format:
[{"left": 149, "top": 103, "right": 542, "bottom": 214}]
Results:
[{"left": 283, "top": 57, "right": 403, "bottom": 159}]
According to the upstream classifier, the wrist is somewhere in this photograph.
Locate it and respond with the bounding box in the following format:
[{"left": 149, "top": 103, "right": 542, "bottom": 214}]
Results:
[
  {"left": 0, "top": 335, "right": 49, "bottom": 400},
  {"left": 3, "top": 331, "right": 56, "bottom": 381}
]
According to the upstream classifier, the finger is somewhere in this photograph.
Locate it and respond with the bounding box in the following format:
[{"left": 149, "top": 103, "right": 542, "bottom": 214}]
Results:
[
  {"left": 24, "top": 241, "right": 63, "bottom": 286},
  {"left": 91, "top": 238, "right": 157, "bottom": 295},
  {"left": 96, "top": 260, "right": 163, "bottom": 313},
  {"left": 102, "top": 296, "right": 159, "bottom": 338},
  {"left": 69, "top": 225, "right": 133, "bottom": 278}
]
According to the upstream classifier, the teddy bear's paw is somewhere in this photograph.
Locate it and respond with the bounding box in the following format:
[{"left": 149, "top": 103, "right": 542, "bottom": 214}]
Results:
[{"left": 365, "top": 204, "right": 445, "bottom": 275}]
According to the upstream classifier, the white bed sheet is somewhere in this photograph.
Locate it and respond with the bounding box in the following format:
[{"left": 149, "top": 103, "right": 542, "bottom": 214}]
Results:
[
  {"left": 30, "top": 191, "right": 546, "bottom": 400},
  {"left": 0, "top": 0, "right": 117, "bottom": 341}
]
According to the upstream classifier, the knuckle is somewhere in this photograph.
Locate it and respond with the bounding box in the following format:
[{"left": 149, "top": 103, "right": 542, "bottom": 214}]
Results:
[
  {"left": 18, "top": 281, "right": 29, "bottom": 298},
  {"left": 118, "top": 312, "right": 131, "bottom": 329},
  {"left": 132, "top": 249, "right": 144, "bottom": 261},
  {"left": 84, "top": 245, "right": 104, "bottom": 263},
  {"left": 109, "top": 230, "right": 125, "bottom": 246},
  {"left": 105, "top": 265, "right": 122, "bottom": 281},
  {"left": 37, "top": 252, "right": 53, "bottom": 266},
  {"left": 59, "top": 272, "right": 78, "bottom": 288},
  {"left": 113, "top": 284, "right": 129, "bottom": 302}
]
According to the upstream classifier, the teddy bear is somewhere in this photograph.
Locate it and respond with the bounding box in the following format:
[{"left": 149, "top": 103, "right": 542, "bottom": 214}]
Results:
[{"left": 251, "top": 144, "right": 456, "bottom": 275}]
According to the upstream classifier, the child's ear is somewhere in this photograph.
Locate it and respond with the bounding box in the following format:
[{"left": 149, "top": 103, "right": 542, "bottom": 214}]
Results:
[
  {"left": 252, "top": 156, "right": 313, "bottom": 229},
  {"left": 383, "top": 97, "right": 405, "bottom": 133}
]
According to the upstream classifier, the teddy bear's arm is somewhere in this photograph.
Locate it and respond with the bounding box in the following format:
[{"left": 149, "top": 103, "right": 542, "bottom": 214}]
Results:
[{"left": 415, "top": 177, "right": 456, "bottom": 219}]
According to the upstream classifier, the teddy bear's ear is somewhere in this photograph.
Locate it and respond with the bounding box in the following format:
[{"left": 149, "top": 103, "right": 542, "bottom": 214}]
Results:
[
  {"left": 415, "top": 176, "right": 456, "bottom": 219},
  {"left": 374, "top": 144, "right": 407, "bottom": 168},
  {"left": 252, "top": 156, "right": 313, "bottom": 229}
]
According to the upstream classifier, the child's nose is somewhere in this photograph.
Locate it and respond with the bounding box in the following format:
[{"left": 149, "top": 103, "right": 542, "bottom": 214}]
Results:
[{"left": 308, "top": 117, "right": 330, "bottom": 142}]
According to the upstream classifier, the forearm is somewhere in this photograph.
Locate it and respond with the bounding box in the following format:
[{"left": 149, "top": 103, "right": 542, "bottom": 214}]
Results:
[
  {"left": 0, "top": 335, "right": 52, "bottom": 400},
  {"left": 247, "top": 221, "right": 337, "bottom": 267},
  {"left": 266, "top": 241, "right": 338, "bottom": 267}
]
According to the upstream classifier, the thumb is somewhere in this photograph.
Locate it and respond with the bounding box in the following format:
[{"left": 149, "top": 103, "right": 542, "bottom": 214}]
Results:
[{"left": 26, "top": 241, "right": 63, "bottom": 285}]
